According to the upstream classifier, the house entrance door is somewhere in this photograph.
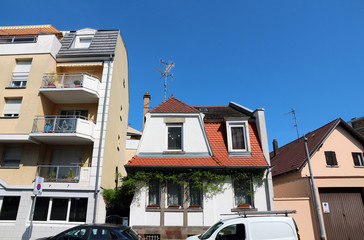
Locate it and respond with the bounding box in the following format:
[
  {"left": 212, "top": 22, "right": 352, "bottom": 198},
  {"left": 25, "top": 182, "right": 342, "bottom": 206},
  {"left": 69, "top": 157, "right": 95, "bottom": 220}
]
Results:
[{"left": 319, "top": 188, "right": 364, "bottom": 240}]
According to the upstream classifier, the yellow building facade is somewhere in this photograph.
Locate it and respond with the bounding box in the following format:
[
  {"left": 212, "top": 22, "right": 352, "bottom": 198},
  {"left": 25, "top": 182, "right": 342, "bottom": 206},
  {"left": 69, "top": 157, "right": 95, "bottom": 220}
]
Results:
[{"left": 0, "top": 25, "right": 129, "bottom": 239}]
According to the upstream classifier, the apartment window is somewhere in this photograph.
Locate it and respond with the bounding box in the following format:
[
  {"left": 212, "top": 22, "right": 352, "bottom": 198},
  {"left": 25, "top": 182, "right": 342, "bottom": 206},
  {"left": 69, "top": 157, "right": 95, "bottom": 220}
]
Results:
[
  {"left": 33, "top": 197, "right": 87, "bottom": 222},
  {"left": 11, "top": 60, "right": 32, "bottom": 87},
  {"left": 226, "top": 120, "right": 250, "bottom": 154},
  {"left": 167, "top": 182, "right": 183, "bottom": 208},
  {"left": 3, "top": 98, "right": 22, "bottom": 117},
  {"left": 352, "top": 152, "right": 364, "bottom": 166},
  {"left": 148, "top": 180, "right": 160, "bottom": 207},
  {"left": 234, "top": 178, "right": 253, "bottom": 208},
  {"left": 72, "top": 35, "right": 93, "bottom": 48},
  {"left": 0, "top": 36, "right": 37, "bottom": 44},
  {"left": 2, "top": 146, "right": 22, "bottom": 167},
  {"left": 325, "top": 151, "right": 338, "bottom": 166},
  {"left": 189, "top": 186, "right": 202, "bottom": 208},
  {"left": 167, "top": 124, "right": 182, "bottom": 150},
  {"left": 0, "top": 196, "right": 21, "bottom": 220}
]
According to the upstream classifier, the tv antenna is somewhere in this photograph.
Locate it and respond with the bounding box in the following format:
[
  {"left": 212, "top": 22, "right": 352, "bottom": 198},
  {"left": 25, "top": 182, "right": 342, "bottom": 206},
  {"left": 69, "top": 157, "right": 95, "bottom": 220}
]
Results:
[
  {"left": 286, "top": 108, "right": 300, "bottom": 139},
  {"left": 154, "top": 59, "right": 175, "bottom": 101}
]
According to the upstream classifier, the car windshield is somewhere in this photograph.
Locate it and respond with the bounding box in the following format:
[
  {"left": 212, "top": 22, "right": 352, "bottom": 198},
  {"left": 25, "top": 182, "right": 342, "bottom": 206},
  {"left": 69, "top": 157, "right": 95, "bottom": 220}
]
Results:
[
  {"left": 200, "top": 222, "right": 224, "bottom": 239},
  {"left": 120, "top": 228, "right": 139, "bottom": 240}
]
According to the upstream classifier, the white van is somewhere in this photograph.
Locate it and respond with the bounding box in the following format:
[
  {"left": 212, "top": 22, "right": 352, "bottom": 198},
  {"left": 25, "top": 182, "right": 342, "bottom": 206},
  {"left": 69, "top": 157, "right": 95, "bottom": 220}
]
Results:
[{"left": 186, "top": 211, "right": 300, "bottom": 240}]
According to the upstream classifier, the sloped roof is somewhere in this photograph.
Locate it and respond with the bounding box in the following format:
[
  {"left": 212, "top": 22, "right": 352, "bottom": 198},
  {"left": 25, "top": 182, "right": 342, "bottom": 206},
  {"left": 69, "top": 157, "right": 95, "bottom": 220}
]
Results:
[
  {"left": 270, "top": 118, "right": 364, "bottom": 177},
  {"left": 150, "top": 96, "right": 200, "bottom": 113},
  {"left": 193, "top": 106, "right": 250, "bottom": 119},
  {"left": 126, "top": 121, "right": 267, "bottom": 168},
  {"left": 0, "top": 25, "right": 61, "bottom": 36},
  {"left": 57, "top": 30, "right": 119, "bottom": 58}
]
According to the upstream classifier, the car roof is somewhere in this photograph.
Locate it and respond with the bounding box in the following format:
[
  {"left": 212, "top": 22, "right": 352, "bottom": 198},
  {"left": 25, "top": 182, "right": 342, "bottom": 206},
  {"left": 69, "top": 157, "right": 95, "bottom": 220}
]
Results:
[
  {"left": 76, "top": 224, "right": 130, "bottom": 230},
  {"left": 219, "top": 215, "right": 294, "bottom": 224}
]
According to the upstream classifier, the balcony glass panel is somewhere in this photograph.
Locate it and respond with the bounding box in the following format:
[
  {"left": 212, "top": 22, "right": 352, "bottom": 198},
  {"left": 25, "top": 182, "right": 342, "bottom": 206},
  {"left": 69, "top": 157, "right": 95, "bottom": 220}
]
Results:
[
  {"left": 41, "top": 73, "right": 99, "bottom": 89},
  {"left": 37, "top": 165, "right": 81, "bottom": 182},
  {"left": 31, "top": 116, "right": 89, "bottom": 133}
]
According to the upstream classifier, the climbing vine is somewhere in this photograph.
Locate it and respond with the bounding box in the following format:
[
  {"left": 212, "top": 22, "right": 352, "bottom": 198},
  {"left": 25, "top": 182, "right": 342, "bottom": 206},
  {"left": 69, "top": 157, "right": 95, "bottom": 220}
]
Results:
[{"left": 121, "top": 169, "right": 265, "bottom": 196}]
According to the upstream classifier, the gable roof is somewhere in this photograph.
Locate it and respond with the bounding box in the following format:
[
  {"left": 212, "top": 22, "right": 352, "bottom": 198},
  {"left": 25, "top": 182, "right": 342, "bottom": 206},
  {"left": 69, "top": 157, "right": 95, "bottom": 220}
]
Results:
[
  {"left": 150, "top": 96, "right": 200, "bottom": 113},
  {"left": 125, "top": 121, "right": 267, "bottom": 169},
  {"left": 193, "top": 106, "right": 250, "bottom": 119},
  {"left": 0, "top": 25, "right": 61, "bottom": 36},
  {"left": 270, "top": 118, "right": 364, "bottom": 177}
]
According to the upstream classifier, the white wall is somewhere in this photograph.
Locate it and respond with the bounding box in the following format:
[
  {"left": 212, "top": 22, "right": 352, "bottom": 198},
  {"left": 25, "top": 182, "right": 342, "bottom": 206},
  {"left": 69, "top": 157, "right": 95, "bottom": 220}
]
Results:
[
  {"left": 0, "top": 35, "right": 62, "bottom": 59},
  {"left": 138, "top": 114, "right": 210, "bottom": 155}
]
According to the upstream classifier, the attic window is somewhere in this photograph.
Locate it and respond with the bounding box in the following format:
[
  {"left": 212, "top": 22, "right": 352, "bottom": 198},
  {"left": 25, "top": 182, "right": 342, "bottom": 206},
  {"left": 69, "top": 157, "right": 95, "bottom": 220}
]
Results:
[
  {"left": 71, "top": 35, "right": 93, "bottom": 49},
  {"left": 199, "top": 108, "right": 208, "bottom": 112},
  {"left": 226, "top": 120, "right": 250, "bottom": 155}
]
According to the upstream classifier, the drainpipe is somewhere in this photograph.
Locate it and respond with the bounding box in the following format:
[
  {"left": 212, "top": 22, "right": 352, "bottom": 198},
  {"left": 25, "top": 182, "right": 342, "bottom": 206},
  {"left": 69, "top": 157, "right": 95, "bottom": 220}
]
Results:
[
  {"left": 93, "top": 56, "right": 112, "bottom": 223},
  {"left": 304, "top": 135, "right": 326, "bottom": 240}
]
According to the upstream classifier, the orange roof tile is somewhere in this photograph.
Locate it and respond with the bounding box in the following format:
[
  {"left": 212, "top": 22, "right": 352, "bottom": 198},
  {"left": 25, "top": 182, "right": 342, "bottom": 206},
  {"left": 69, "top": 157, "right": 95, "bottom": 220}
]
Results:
[
  {"left": 126, "top": 122, "right": 268, "bottom": 168},
  {"left": 150, "top": 96, "right": 200, "bottom": 113},
  {"left": 0, "top": 25, "right": 62, "bottom": 36}
]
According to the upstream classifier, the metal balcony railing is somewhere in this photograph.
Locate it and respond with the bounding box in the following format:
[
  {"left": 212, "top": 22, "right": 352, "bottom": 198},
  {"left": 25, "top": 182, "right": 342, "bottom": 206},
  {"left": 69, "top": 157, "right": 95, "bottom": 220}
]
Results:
[
  {"left": 9, "top": 72, "right": 28, "bottom": 87},
  {"left": 37, "top": 165, "right": 80, "bottom": 182},
  {"left": 40, "top": 72, "right": 99, "bottom": 89},
  {"left": 31, "top": 115, "right": 90, "bottom": 134}
]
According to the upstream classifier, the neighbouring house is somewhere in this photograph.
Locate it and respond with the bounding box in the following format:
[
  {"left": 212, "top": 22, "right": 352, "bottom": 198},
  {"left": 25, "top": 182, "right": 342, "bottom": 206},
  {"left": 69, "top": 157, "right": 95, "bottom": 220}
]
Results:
[
  {"left": 0, "top": 25, "right": 129, "bottom": 239},
  {"left": 348, "top": 116, "right": 364, "bottom": 137},
  {"left": 125, "top": 95, "right": 273, "bottom": 239},
  {"left": 271, "top": 118, "right": 364, "bottom": 240}
]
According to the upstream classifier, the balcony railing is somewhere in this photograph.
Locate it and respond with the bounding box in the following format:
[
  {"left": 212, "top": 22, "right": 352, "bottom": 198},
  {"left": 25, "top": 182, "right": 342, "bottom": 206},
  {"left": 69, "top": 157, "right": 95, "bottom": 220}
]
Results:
[
  {"left": 31, "top": 115, "right": 94, "bottom": 134},
  {"left": 37, "top": 165, "right": 80, "bottom": 182},
  {"left": 9, "top": 72, "right": 28, "bottom": 88},
  {"left": 40, "top": 72, "right": 99, "bottom": 89}
]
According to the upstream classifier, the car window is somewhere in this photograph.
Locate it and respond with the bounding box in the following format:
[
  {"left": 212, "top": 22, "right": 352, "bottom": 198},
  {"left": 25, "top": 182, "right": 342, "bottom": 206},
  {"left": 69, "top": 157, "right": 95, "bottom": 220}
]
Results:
[
  {"left": 216, "top": 224, "right": 245, "bottom": 240},
  {"left": 122, "top": 228, "right": 140, "bottom": 240},
  {"left": 56, "top": 227, "right": 87, "bottom": 240},
  {"left": 88, "top": 228, "right": 111, "bottom": 240},
  {"left": 201, "top": 222, "right": 224, "bottom": 239}
]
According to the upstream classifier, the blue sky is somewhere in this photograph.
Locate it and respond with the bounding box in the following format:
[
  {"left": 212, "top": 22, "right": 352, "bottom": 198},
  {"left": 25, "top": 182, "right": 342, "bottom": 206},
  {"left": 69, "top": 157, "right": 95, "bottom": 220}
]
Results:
[{"left": 3, "top": 0, "right": 363, "bottom": 150}]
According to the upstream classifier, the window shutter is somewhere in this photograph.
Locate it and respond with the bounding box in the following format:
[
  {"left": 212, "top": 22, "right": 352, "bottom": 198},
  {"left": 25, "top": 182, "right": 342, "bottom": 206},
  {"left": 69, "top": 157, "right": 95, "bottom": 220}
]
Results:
[
  {"left": 14, "top": 60, "right": 32, "bottom": 73},
  {"left": 325, "top": 151, "right": 337, "bottom": 166},
  {"left": 3, "top": 99, "right": 22, "bottom": 115},
  {"left": 352, "top": 153, "right": 360, "bottom": 166}
]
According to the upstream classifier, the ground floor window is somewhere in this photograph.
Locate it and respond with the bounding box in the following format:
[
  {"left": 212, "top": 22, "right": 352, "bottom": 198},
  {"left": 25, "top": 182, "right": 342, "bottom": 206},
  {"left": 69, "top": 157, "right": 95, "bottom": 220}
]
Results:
[
  {"left": 148, "top": 180, "right": 160, "bottom": 207},
  {"left": 32, "top": 197, "right": 87, "bottom": 222},
  {"left": 234, "top": 178, "right": 253, "bottom": 208},
  {"left": 189, "top": 186, "right": 202, "bottom": 208},
  {"left": 167, "top": 182, "right": 183, "bottom": 208},
  {"left": 0, "top": 196, "right": 21, "bottom": 220}
]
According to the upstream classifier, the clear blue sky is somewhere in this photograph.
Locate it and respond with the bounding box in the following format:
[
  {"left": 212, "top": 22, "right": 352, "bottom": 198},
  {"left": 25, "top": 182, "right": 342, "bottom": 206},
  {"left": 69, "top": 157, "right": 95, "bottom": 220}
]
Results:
[{"left": 3, "top": 0, "right": 363, "bottom": 151}]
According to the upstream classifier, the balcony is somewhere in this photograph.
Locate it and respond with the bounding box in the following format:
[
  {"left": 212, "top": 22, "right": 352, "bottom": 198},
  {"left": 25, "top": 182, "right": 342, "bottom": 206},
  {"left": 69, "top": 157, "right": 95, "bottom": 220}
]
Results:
[
  {"left": 39, "top": 73, "right": 101, "bottom": 103},
  {"left": 29, "top": 116, "right": 95, "bottom": 144},
  {"left": 36, "top": 164, "right": 91, "bottom": 183}
]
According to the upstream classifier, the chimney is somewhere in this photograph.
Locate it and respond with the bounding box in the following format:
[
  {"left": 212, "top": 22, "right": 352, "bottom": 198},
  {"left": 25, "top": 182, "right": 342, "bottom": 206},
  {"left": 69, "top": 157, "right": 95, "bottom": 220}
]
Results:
[
  {"left": 143, "top": 92, "right": 151, "bottom": 130},
  {"left": 273, "top": 139, "right": 279, "bottom": 157}
]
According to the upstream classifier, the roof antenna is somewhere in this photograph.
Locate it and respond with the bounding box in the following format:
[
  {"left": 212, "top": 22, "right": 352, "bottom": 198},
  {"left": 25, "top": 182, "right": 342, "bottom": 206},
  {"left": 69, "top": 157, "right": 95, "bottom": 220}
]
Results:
[
  {"left": 154, "top": 59, "right": 175, "bottom": 101},
  {"left": 286, "top": 108, "right": 300, "bottom": 139}
]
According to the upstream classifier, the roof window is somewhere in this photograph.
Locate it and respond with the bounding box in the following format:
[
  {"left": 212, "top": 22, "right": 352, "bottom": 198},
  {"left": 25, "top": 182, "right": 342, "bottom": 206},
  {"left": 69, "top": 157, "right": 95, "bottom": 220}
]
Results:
[
  {"left": 0, "top": 36, "right": 37, "bottom": 44},
  {"left": 70, "top": 28, "right": 96, "bottom": 49},
  {"left": 226, "top": 119, "right": 251, "bottom": 156}
]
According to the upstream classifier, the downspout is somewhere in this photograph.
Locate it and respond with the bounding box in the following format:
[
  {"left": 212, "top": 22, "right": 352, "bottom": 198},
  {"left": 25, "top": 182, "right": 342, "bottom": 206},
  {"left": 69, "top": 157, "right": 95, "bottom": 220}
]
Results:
[
  {"left": 93, "top": 55, "right": 113, "bottom": 223},
  {"left": 264, "top": 166, "right": 273, "bottom": 211}
]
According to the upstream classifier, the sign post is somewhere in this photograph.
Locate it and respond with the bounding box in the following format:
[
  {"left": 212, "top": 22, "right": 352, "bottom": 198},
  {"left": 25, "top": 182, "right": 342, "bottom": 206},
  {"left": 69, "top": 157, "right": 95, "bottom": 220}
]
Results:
[{"left": 28, "top": 176, "right": 43, "bottom": 240}]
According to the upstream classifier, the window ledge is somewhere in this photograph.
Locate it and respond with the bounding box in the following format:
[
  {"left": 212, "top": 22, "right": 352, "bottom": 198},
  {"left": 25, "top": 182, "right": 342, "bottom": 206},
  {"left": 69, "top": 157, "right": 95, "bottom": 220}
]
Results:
[
  {"left": 188, "top": 207, "right": 203, "bottom": 212},
  {"left": 326, "top": 165, "right": 339, "bottom": 168},
  {"left": 0, "top": 116, "right": 19, "bottom": 119},
  {"left": 228, "top": 152, "right": 251, "bottom": 157},
  {"left": 231, "top": 207, "right": 257, "bottom": 212},
  {"left": 165, "top": 208, "right": 184, "bottom": 212},
  {"left": 163, "top": 150, "right": 185, "bottom": 155},
  {"left": 0, "top": 166, "right": 20, "bottom": 169},
  {"left": 354, "top": 166, "right": 364, "bottom": 168},
  {"left": 5, "top": 87, "right": 26, "bottom": 89}
]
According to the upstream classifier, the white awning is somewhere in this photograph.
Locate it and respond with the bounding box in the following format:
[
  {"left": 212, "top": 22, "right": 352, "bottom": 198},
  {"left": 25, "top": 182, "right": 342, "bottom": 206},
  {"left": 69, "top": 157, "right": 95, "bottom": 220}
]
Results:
[{"left": 57, "top": 62, "right": 103, "bottom": 67}]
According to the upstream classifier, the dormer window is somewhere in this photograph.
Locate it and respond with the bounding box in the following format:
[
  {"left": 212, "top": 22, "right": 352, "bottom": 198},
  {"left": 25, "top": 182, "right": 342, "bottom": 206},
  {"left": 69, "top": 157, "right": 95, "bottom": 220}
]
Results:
[
  {"left": 167, "top": 124, "right": 182, "bottom": 150},
  {"left": 226, "top": 119, "right": 250, "bottom": 155},
  {"left": 71, "top": 35, "right": 93, "bottom": 48}
]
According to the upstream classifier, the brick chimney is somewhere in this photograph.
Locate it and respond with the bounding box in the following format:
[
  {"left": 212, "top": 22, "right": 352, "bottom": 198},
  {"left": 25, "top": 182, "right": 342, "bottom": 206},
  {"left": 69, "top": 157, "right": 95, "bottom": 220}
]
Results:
[
  {"left": 143, "top": 92, "right": 151, "bottom": 130},
  {"left": 273, "top": 139, "right": 279, "bottom": 157}
]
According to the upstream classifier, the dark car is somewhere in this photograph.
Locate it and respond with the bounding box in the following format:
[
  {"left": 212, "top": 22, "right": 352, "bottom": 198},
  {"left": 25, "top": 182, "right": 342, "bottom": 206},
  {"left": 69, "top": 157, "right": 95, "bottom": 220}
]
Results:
[{"left": 37, "top": 224, "right": 141, "bottom": 240}]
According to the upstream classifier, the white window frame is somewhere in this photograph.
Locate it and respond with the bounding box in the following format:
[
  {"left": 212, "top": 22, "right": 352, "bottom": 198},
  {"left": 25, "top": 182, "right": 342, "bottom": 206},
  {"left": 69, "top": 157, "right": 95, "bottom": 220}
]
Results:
[
  {"left": 147, "top": 180, "right": 161, "bottom": 208},
  {"left": 3, "top": 98, "right": 22, "bottom": 117},
  {"left": 166, "top": 182, "right": 183, "bottom": 208},
  {"left": 11, "top": 60, "right": 32, "bottom": 88},
  {"left": 71, "top": 35, "right": 93, "bottom": 49},
  {"left": 166, "top": 124, "right": 183, "bottom": 151},
  {"left": 233, "top": 177, "right": 253, "bottom": 208},
  {"left": 226, "top": 119, "right": 250, "bottom": 154}
]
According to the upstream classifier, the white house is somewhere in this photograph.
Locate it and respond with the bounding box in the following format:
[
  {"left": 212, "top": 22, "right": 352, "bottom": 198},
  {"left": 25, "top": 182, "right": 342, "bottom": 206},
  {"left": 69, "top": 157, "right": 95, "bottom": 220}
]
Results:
[{"left": 125, "top": 96, "right": 273, "bottom": 239}]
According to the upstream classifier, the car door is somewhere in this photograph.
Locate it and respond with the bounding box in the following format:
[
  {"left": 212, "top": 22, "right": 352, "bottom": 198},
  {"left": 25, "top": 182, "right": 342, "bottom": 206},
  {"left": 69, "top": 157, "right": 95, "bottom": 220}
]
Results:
[{"left": 88, "top": 227, "right": 114, "bottom": 240}]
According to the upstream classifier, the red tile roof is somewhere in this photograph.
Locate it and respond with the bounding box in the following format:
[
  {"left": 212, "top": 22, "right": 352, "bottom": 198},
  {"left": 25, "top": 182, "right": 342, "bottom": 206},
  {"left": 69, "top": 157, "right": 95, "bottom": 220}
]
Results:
[
  {"left": 0, "top": 25, "right": 62, "bottom": 36},
  {"left": 126, "top": 122, "right": 268, "bottom": 168},
  {"left": 270, "top": 118, "right": 364, "bottom": 177},
  {"left": 150, "top": 96, "right": 200, "bottom": 113}
]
